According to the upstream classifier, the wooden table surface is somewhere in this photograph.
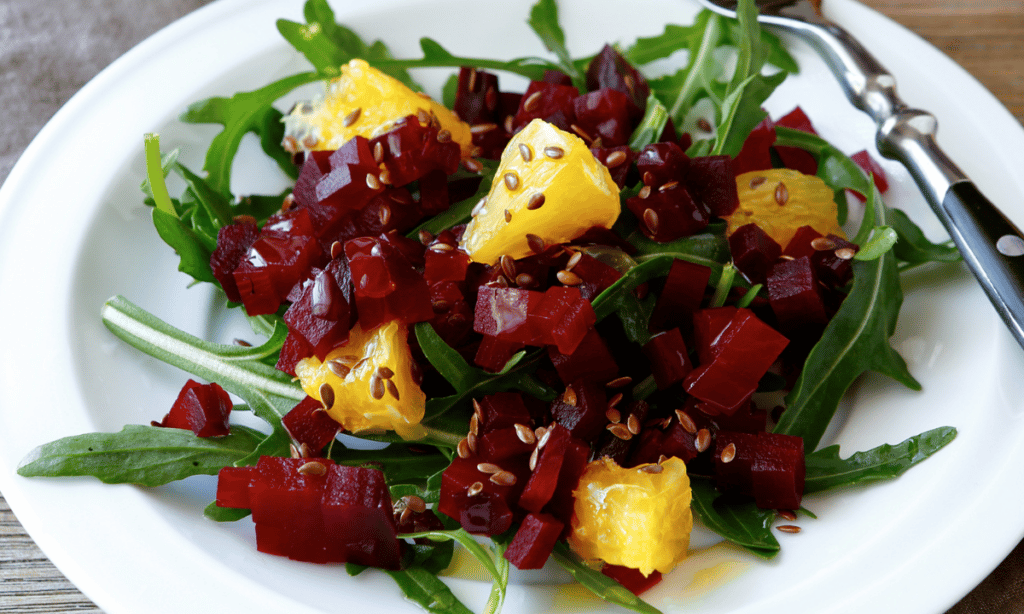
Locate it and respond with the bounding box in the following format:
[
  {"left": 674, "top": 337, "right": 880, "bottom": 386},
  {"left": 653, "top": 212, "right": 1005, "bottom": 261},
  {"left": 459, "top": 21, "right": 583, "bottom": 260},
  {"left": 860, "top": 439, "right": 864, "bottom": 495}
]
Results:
[{"left": 1, "top": 0, "right": 1022, "bottom": 612}]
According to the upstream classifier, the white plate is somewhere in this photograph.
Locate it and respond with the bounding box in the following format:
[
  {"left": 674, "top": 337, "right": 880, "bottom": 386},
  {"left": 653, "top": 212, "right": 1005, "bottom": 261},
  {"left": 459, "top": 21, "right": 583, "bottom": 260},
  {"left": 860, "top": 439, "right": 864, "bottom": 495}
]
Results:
[{"left": 2, "top": 0, "right": 1024, "bottom": 612}]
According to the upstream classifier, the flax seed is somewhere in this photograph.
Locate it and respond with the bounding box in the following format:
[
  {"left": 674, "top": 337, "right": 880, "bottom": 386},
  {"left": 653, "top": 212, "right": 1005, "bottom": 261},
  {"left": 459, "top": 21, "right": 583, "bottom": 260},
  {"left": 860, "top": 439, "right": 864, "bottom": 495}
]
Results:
[
  {"left": 342, "top": 107, "right": 362, "bottom": 127},
  {"left": 696, "top": 117, "right": 712, "bottom": 132},
  {"left": 504, "top": 115, "right": 515, "bottom": 133},
  {"left": 526, "top": 234, "right": 546, "bottom": 254},
  {"left": 605, "top": 150, "right": 627, "bottom": 168},
  {"left": 537, "top": 427, "right": 551, "bottom": 449},
  {"left": 675, "top": 409, "right": 697, "bottom": 434},
  {"left": 608, "top": 392, "right": 623, "bottom": 409},
  {"left": 468, "top": 481, "right": 484, "bottom": 496},
  {"left": 369, "top": 375, "right": 385, "bottom": 400},
  {"left": 477, "top": 462, "right": 502, "bottom": 474},
  {"left": 523, "top": 90, "right": 542, "bottom": 113},
  {"left": 638, "top": 185, "right": 651, "bottom": 199},
  {"left": 640, "top": 463, "right": 663, "bottom": 474},
  {"left": 606, "top": 408, "right": 621, "bottom": 423},
  {"left": 527, "top": 192, "right": 545, "bottom": 210},
  {"left": 571, "top": 124, "right": 593, "bottom": 143},
  {"left": 811, "top": 237, "right": 837, "bottom": 251},
  {"left": 563, "top": 385, "right": 578, "bottom": 406},
  {"left": 778, "top": 510, "right": 797, "bottom": 522},
  {"left": 504, "top": 209, "right": 513, "bottom": 223},
  {"left": 366, "top": 173, "right": 382, "bottom": 190},
  {"left": 437, "top": 129, "right": 452, "bottom": 143},
  {"left": 519, "top": 143, "right": 533, "bottom": 163},
  {"left": 643, "top": 208, "right": 660, "bottom": 235},
  {"left": 385, "top": 379, "right": 400, "bottom": 400},
  {"left": 319, "top": 383, "right": 336, "bottom": 409},
  {"left": 373, "top": 141, "right": 384, "bottom": 163},
  {"left": 379, "top": 204, "right": 392, "bottom": 226},
  {"left": 660, "top": 181, "right": 679, "bottom": 192},
  {"left": 749, "top": 176, "right": 768, "bottom": 189},
  {"left": 515, "top": 273, "right": 535, "bottom": 287},
  {"left": 606, "top": 376, "right": 632, "bottom": 388},
  {"left": 467, "top": 432, "right": 478, "bottom": 454},
  {"left": 327, "top": 360, "right": 351, "bottom": 379},
  {"left": 777, "top": 525, "right": 801, "bottom": 533},
  {"left": 290, "top": 443, "right": 301, "bottom": 459},
  {"left": 627, "top": 414, "right": 641, "bottom": 435},
  {"left": 457, "top": 438, "right": 472, "bottom": 458},
  {"left": 515, "top": 423, "right": 536, "bottom": 444},
  {"left": 557, "top": 269, "right": 583, "bottom": 286},
  {"left": 463, "top": 158, "right": 484, "bottom": 173},
  {"left": 471, "top": 122, "right": 497, "bottom": 135},
  {"left": 529, "top": 447, "right": 540, "bottom": 470},
  {"left": 543, "top": 146, "right": 565, "bottom": 159},
  {"left": 486, "top": 86, "right": 498, "bottom": 111},
  {"left": 775, "top": 182, "right": 789, "bottom": 206},
  {"left": 695, "top": 428, "right": 711, "bottom": 452},
  {"left": 490, "top": 470, "right": 517, "bottom": 486},
  {"left": 417, "top": 109, "right": 431, "bottom": 124},
  {"left": 504, "top": 172, "right": 520, "bottom": 191},
  {"left": 405, "top": 495, "right": 427, "bottom": 514},
  {"left": 608, "top": 423, "right": 633, "bottom": 440},
  {"left": 720, "top": 442, "right": 737, "bottom": 463},
  {"left": 298, "top": 461, "right": 327, "bottom": 476},
  {"left": 430, "top": 241, "right": 454, "bottom": 253},
  {"left": 469, "top": 412, "right": 480, "bottom": 437},
  {"left": 835, "top": 247, "right": 856, "bottom": 260}
]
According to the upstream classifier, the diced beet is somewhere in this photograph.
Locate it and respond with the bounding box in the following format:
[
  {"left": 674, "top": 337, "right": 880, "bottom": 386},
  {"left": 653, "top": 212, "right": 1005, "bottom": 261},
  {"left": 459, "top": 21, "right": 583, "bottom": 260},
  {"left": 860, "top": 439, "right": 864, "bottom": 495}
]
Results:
[
  {"left": 474, "top": 334, "right": 526, "bottom": 372},
  {"left": 438, "top": 457, "right": 515, "bottom": 535},
  {"left": 320, "top": 464, "right": 402, "bottom": 569},
  {"left": 250, "top": 456, "right": 335, "bottom": 562},
  {"left": 650, "top": 258, "right": 712, "bottom": 332},
  {"left": 504, "top": 512, "right": 564, "bottom": 570},
  {"left": 550, "top": 378, "right": 608, "bottom": 443},
  {"left": 292, "top": 150, "right": 333, "bottom": 210},
  {"left": 518, "top": 424, "right": 573, "bottom": 512},
  {"left": 686, "top": 155, "right": 739, "bottom": 217},
  {"left": 281, "top": 396, "right": 341, "bottom": 454},
  {"left": 531, "top": 286, "right": 596, "bottom": 354},
  {"left": 692, "top": 306, "right": 738, "bottom": 365},
  {"left": 573, "top": 88, "right": 634, "bottom": 147},
  {"left": 593, "top": 400, "right": 649, "bottom": 465},
  {"left": 569, "top": 253, "right": 622, "bottom": 301},
  {"left": 429, "top": 296, "right": 473, "bottom": 348},
  {"left": 370, "top": 115, "right": 461, "bottom": 188},
  {"left": 542, "top": 438, "right": 590, "bottom": 530},
  {"left": 850, "top": 150, "right": 889, "bottom": 194},
  {"left": 715, "top": 431, "right": 804, "bottom": 510},
  {"left": 601, "top": 564, "right": 663, "bottom": 595},
  {"left": 275, "top": 330, "right": 313, "bottom": 377},
  {"left": 512, "top": 81, "right": 579, "bottom": 132},
  {"left": 783, "top": 225, "right": 823, "bottom": 259},
  {"left": 591, "top": 146, "right": 636, "bottom": 188},
  {"left": 635, "top": 142, "right": 688, "bottom": 187},
  {"left": 543, "top": 69, "right": 574, "bottom": 86},
  {"left": 476, "top": 392, "right": 533, "bottom": 434},
  {"left": 314, "top": 161, "right": 384, "bottom": 219},
  {"left": 627, "top": 183, "right": 709, "bottom": 242},
  {"left": 418, "top": 169, "right": 451, "bottom": 215},
  {"left": 155, "top": 379, "right": 232, "bottom": 437},
  {"left": 729, "top": 223, "right": 783, "bottom": 285},
  {"left": 772, "top": 108, "right": 819, "bottom": 175},
  {"left": 642, "top": 328, "right": 693, "bottom": 390},
  {"left": 684, "top": 309, "right": 789, "bottom": 413},
  {"left": 732, "top": 116, "right": 776, "bottom": 175},
  {"left": 216, "top": 466, "right": 255, "bottom": 509},
  {"left": 548, "top": 328, "right": 619, "bottom": 385},
  {"left": 211, "top": 220, "right": 260, "bottom": 303},
  {"left": 473, "top": 286, "right": 544, "bottom": 345},
  {"left": 810, "top": 234, "right": 858, "bottom": 288},
  {"left": 346, "top": 234, "right": 433, "bottom": 328},
  {"left": 394, "top": 507, "right": 446, "bottom": 538},
  {"left": 586, "top": 44, "right": 649, "bottom": 121},
  {"left": 766, "top": 256, "right": 828, "bottom": 332},
  {"left": 479, "top": 426, "right": 535, "bottom": 461},
  {"left": 706, "top": 399, "right": 768, "bottom": 434},
  {"left": 283, "top": 258, "right": 354, "bottom": 359},
  {"left": 454, "top": 67, "right": 501, "bottom": 125}
]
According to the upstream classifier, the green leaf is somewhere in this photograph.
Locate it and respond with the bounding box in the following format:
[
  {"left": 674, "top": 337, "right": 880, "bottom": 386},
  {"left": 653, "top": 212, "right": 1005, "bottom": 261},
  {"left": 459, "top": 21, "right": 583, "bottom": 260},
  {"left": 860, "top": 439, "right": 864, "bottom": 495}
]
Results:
[
  {"left": 400, "top": 528, "right": 508, "bottom": 614},
  {"left": 651, "top": 11, "right": 725, "bottom": 126},
  {"left": 204, "top": 500, "right": 252, "bottom": 521},
  {"left": 550, "top": 542, "right": 663, "bottom": 614},
  {"left": 804, "top": 426, "right": 957, "bottom": 493},
  {"left": 689, "top": 479, "right": 779, "bottom": 558},
  {"left": 101, "top": 296, "right": 301, "bottom": 463},
  {"left": 592, "top": 253, "right": 727, "bottom": 322},
  {"left": 628, "top": 94, "right": 669, "bottom": 150},
  {"left": 853, "top": 226, "right": 898, "bottom": 261},
  {"left": 370, "top": 38, "right": 556, "bottom": 82},
  {"left": 151, "top": 208, "right": 217, "bottom": 283},
  {"left": 623, "top": 23, "right": 701, "bottom": 66},
  {"left": 384, "top": 566, "right": 474, "bottom": 614},
  {"left": 180, "top": 71, "right": 321, "bottom": 195},
  {"left": 144, "top": 134, "right": 175, "bottom": 216},
  {"left": 526, "top": 0, "right": 583, "bottom": 89},
  {"left": 18, "top": 425, "right": 264, "bottom": 487},
  {"left": 330, "top": 443, "right": 450, "bottom": 485},
  {"left": 886, "top": 208, "right": 962, "bottom": 265},
  {"left": 414, "top": 321, "right": 477, "bottom": 392},
  {"left": 711, "top": 70, "right": 786, "bottom": 157}
]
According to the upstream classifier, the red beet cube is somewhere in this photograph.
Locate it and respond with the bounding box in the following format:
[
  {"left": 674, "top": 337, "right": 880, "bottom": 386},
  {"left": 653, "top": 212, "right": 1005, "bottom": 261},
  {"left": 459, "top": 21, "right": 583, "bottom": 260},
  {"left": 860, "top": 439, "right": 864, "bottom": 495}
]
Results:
[
  {"left": 275, "top": 330, "right": 314, "bottom": 377},
  {"left": 542, "top": 438, "right": 590, "bottom": 530},
  {"left": 568, "top": 253, "right": 622, "bottom": 301},
  {"left": 684, "top": 309, "right": 788, "bottom": 413},
  {"left": 850, "top": 150, "right": 889, "bottom": 194},
  {"left": 479, "top": 426, "right": 535, "bottom": 461},
  {"left": 504, "top": 512, "right": 565, "bottom": 570},
  {"left": 370, "top": 115, "right": 461, "bottom": 187},
  {"left": 548, "top": 328, "right": 619, "bottom": 385},
  {"left": 454, "top": 67, "right": 501, "bottom": 125},
  {"left": 550, "top": 378, "right": 608, "bottom": 443},
  {"left": 474, "top": 334, "right": 526, "bottom": 372},
  {"left": 715, "top": 431, "right": 804, "bottom": 510},
  {"left": 518, "top": 424, "right": 573, "bottom": 513},
  {"left": 767, "top": 256, "right": 828, "bottom": 331},
  {"left": 155, "top": 379, "right": 232, "bottom": 437},
  {"left": 729, "top": 223, "right": 783, "bottom": 285},
  {"left": 642, "top": 328, "right": 693, "bottom": 390},
  {"left": 512, "top": 81, "right": 579, "bottom": 132},
  {"left": 775, "top": 106, "right": 817, "bottom": 135},
  {"left": 216, "top": 466, "right": 255, "bottom": 509},
  {"left": 602, "top": 564, "right": 663, "bottom": 595},
  {"left": 593, "top": 400, "right": 649, "bottom": 465},
  {"left": 732, "top": 116, "right": 776, "bottom": 175},
  {"left": 627, "top": 184, "right": 709, "bottom": 242},
  {"left": 772, "top": 109, "right": 819, "bottom": 175},
  {"left": 686, "top": 155, "right": 739, "bottom": 217},
  {"left": 692, "top": 306, "right": 738, "bottom": 365},
  {"left": 292, "top": 150, "right": 333, "bottom": 210},
  {"left": 346, "top": 234, "right": 433, "bottom": 328},
  {"left": 533, "top": 286, "right": 596, "bottom": 354},
  {"left": 811, "top": 234, "right": 859, "bottom": 288},
  {"left": 250, "top": 457, "right": 335, "bottom": 562},
  {"left": 282, "top": 258, "right": 354, "bottom": 359},
  {"left": 783, "top": 225, "right": 823, "bottom": 259},
  {"left": 586, "top": 44, "right": 650, "bottom": 121},
  {"left": 573, "top": 88, "right": 634, "bottom": 147},
  {"left": 211, "top": 220, "right": 259, "bottom": 303},
  {"left": 438, "top": 457, "right": 515, "bottom": 535},
  {"left": 321, "top": 464, "right": 403, "bottom": 569},
  {"left": 650, "top": 258, "right": 712, "bottom": 332},
  {"left": 473, "top": 286, "right": 544, "bottom": 344},
  {"left": 281, "top": 396, "right": 341, "bottom": 455},
  {"left": 476, "top": 392, "right": 533, "bottom": 434},
  {"left": 635, "top": 142, "right": 688, "bottom": 187}
]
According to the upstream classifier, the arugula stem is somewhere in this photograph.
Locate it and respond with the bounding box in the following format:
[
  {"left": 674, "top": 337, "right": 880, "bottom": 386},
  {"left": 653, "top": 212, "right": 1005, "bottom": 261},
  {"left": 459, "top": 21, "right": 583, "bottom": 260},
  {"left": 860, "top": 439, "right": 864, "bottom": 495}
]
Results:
[{"left": 144, "top": 134, "right": 175, "bottom": 216}]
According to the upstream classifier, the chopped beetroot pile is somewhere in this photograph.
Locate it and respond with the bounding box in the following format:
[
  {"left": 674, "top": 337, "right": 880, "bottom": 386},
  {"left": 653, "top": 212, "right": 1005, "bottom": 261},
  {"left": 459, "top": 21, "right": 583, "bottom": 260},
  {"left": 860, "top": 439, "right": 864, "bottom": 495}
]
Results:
[{"left": 153, "top": 379, "right": 232, "bottom": 437}]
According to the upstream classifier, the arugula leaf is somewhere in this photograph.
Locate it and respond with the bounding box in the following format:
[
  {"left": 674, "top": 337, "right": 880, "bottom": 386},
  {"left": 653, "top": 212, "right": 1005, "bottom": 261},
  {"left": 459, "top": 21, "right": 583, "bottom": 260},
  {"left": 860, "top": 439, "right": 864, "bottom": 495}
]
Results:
[
  {"left": 886, "top": 207, "right": 962, "bottom": 265},
  {"left": 371, "top": 37, "right": 557, "bottom": 82},
  {"left": 330, "top": 443, "right": 450, "bottom": 484},
  {"left": 550, "top": 542, "right": 663, "bottom": 614},
  {"left": 804, "top": 426, "right": 957, "bottom": 493},
  {"left": 101, "top": 296, "right": 300, "bottom": 464},
  {"left": 144, "top": 134, "right": 175, "bottom": 215},
  {"left": 689, "top": 479, "right": 779, "bottom": 558},
  {"left": 650, "top": 11, "right": 724, "bottom": 127},
  {"left": 400, "top": 528, "right": 509, "bottom": 614},
  {"left": 623, "top": 23, "right": 702, "bottom": 66},
  {"left": 384, "top": 566, "right": 474, "bottom": 614},
  {"left": 628, "top": 94, "right": 669, "bottom": 150},
  {"left": 527, "top": 0, "right": 584, "bottom": 89},
  {"left": 853, "top": 226, "right": 899, "bottom": 261},
  {"left": 204, "top": 501, "right": 251, "bottom": 522},
  {"left": 18, "top": 425, "right": 264, "bottom": 487}
]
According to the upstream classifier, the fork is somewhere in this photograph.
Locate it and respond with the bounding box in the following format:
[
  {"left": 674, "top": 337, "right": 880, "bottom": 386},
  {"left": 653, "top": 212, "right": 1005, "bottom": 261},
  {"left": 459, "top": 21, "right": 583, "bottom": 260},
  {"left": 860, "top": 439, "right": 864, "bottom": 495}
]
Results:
[{"left": 697, "top": 0, "right": 1024, "bottom": 350}]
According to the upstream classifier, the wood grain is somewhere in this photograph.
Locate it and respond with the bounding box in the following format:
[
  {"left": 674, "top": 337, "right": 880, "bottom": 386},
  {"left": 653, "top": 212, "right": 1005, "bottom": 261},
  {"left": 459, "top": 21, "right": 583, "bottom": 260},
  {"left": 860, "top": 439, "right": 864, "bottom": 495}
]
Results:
[{"left": 1, "top": 1, "right": 1021, "bottom": 613}]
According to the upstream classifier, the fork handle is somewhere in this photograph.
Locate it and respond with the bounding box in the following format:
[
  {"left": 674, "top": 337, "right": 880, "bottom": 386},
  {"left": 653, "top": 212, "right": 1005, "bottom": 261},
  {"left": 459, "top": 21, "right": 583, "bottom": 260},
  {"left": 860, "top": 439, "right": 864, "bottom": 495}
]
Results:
[{"left": 770, "top": 16, "right": 1024, "bottom": 347}]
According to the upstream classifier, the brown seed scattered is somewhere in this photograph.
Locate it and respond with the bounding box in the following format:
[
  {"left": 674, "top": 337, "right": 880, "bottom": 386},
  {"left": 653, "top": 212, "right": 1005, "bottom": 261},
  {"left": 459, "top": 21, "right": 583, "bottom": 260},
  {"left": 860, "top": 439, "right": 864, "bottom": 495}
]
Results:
[
  {"left": 563, "top": 385, "right": 578, "bottom": 406},
  {"left": 537, "top": 427, "right": 551, "bottom": 449},
  {"left": 627, "top": 414, "right": 641, "bottom": 435},
  {"left": 519, "top": 143, "right": 534, "bottom": 162},
  {"left": 490, "top": 470, "right": 517, "bottom": 486},
  {"left": 373, "top": 141, "right": 384, "bottom": 163},
  {"left": 504, "top": 209, "right": 513, "bottom": 223},
  {"left": 471, "top": 398, "right": 483, "bottom": 418},
  {"left": 281, "top": 193, "right": 296, "bottom": 212},
  {"left": 675, "top": 409, "right": 697, "bottom": 434},
  {"left": 319, "top": 382, "right": 336, "bottom": 408},
  {"left": 234, "top": 338, "right": 252, "bottom": 347},
  {"left": 327, "top": 359, "right": 351, "bottom": 379},
  {"left": 430, "top": 241, "right": 454, "bottom": 253},
  {"left": 486, "top": 87, "right": 498, "bottom": 111},
  {"left": 385, "top": 379, "right": 400, "bottom": 401},
  {"left": 290, "top": 443, "right": 301, "bottom": 459},
  {"left": 515, "top": 423, "right": 536, "bottom": 444},
  {"left": 604, "top": 150, "right": 628, "bottom": 168},
  {"left": 557, "top": 269, "right": 583, "bottom": 286},
  {"left": 379, "top": 169, "right": 392, "bottom": 185},
  {"left": 418, "top": 230, "right": 435, "bottom": 246},
  {"left": 342, "top": 107, "right": 362, "bottom": 127},
  {"left": 523, "top": 90, "right": 542, "bottom": 113},
  {"left": 404, "top": 495, "right": 427, "bottom": 514},
  {"left": 467, "top": 432, "right": 478, "bottom": 454},
  {"left": 477, "top": 462, "right": 502, "bottom": 475},
  {"left": 543, "top": 146, "right": 565, "bottom": 159},
  {"left": 570, "top": 124, "right": 593, "bottom": 143},
  {"left": 777, "top": 525, "right": 802, "bottom": 534},
  {"left": 835, "top": 247, "right": 857, "bottom": 260},
  {"left": 606, "top": 408, "right": 622, "bottom": 423},
  {"left": 467, "top": 481, "right": 484, "bottom": 497},
  {"left": 463, "top": 158, "right": 484, "bottom": 173},
  {"left": 695, "top": 428, "right": 711, "bottom": 452},
  {"left": 529, "top": 447, "right": 540, "bottom": 471},
  {"left": 515, "top": 273, "right": 536, "bottom": 288},
  {"left": 283, "top": 135, "right": 299, "bottom": 154},
  {"left": 564, "top": 251, "right": 583, "bottom": 271},
  {"left": 417, "top": 109, "right": 431, "bottom": 125},
  {"left": 696, "top": 117, "right": 713, "bottom": 132},
  {"left": 379, "top": 204, "right": 392, "bottom": 226},
  {"left": 504, "top": 115, "right": 515, "bottom": 133},
  {"left": 778, "top": 510, "right": 798, "bottom": 522},
  {"left": 398, "top": 507, "right": 413, "bottom": 524},
  {"left": 469, "top": 412, "right": 480, "bottom": 437},
  {"left": 643, "top": 208, "right": 660, "bottom": 235},
  {"left": 366, "top": 173, "right": 382, "bottom": 190},
  {"left": 811, "top": 237, "right": 837, "bottom": 251},
  {"left": 526, "top": 233, "right": 547, "bottom": 254},
  {"left": 660, "top": 181, "right": 679, "bottom": 192},
  {"left": 638, "top": 185, "right": 652, "bottom": 199},
  {"left": 298, "top": 461, "right": 327, "bottom": 476},
  {"left": 437, "top": 129, "right": 452, "bottom": 143},
  {"left": 338, "top": 354, "right": 360, "bottom": 364},
  {"left": 390, "top": 190, "right": 413, "bottom": 205},
  {"left": 623, "top": 73, "right": 635, "bottom": 93},
  {"left": 471, "top": 123, "right": 498, "bottom": 134},
  {"left": 749, "top": 176, "right": 768, "bottom": 189},
  {"left": 504, "top": 172, "right": 520, "bottom": 191},
  {"left": 457, "top": 438, "right": 472, "bottom": 458},
  {"left": 327, "top": 240, "right": 343, "bottom": 260},
  {"left": 720, "top": 442, "right": 737, "bottom": 463},
  {"left": 640, "top": 463, "right": 664, "bottom": 474},
  {"left": 500, "top": 254, "right": 517, "bottom": 280},
  {"left": 527, "top": 192, "right": 546, "bottom": 210},
  {"left": 606, "top": 376, "right": 632, "bottom": 388},
  {"left": 775, "top": 181, "right": 789, "bottom": 206},
  {"left": 608, "top": 423, "right": 633, "bottom": 440},
  {"left": 608, "top": 392, "right": 623, "bottom": 409},
  {"left": 369, "top": 376, "right": 386, "bottom": 400}
]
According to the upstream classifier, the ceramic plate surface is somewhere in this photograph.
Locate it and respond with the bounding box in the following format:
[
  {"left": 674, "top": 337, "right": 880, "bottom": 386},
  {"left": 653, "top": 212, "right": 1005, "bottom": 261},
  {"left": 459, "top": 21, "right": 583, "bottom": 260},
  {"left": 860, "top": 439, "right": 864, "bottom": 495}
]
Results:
[{"left": 2, "top": 0, "right": 1024, "bottom": 612}]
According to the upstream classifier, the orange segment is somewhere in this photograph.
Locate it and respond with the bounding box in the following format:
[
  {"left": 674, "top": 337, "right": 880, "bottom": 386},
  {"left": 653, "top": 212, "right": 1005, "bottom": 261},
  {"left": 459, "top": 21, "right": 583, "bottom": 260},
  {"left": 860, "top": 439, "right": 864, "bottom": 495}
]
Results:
[{"left": 727, "top": 168, "right": 844, "bottom": 249}]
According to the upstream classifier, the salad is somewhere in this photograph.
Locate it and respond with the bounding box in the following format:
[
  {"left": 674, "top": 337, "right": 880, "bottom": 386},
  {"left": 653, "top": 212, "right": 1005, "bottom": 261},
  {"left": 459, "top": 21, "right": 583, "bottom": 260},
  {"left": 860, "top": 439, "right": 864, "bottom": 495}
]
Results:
[{"left": 16, "top": 0, "right": 966, "bottom": 612}]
